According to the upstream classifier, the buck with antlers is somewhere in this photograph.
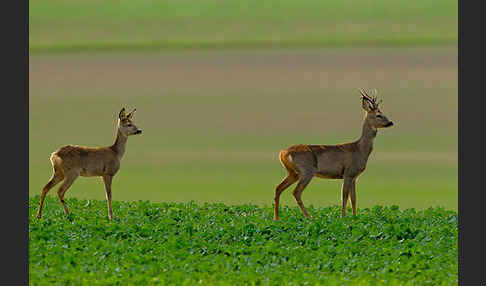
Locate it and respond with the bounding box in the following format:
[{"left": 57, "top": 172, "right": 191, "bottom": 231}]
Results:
[
  {"left": 36, "top": 108, "right": 142, "bottom": 220},
  {"left": 273, "top": 89, "right": 394, "bottom": 220}
]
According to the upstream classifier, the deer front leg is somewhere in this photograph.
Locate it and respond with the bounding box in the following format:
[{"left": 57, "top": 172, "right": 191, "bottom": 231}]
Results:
[
  {"left": 341, "top": 177, "right": 354, "bottom": 218},
  {"left": 103, "top": 175, "right": 114, "bottom": 220},
  {"left": 349, "top": 179, "right": 357, "bottom": 216}
]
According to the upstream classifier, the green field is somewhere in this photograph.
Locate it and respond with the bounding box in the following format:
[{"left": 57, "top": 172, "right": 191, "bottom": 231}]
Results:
[
  {"left": 30, "top": 48, "right": 457, "bottom": 210},
  {"left": 29, "top": 197, "right": 458, "bottom": 285},
  {"left": 30, "top": 1, "right": 457, "bottom": 285},
  {"left": 30, "top": 0, "right": 457, "bottom": 53},
  {"left": 29, "top": 2, "right": 458, "bottom": 211}
]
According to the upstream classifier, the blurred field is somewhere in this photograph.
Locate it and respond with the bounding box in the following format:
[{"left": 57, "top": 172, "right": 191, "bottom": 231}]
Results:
[
  {"left": 29, "top": 0, "right": 457, "bottom": 53},
  {"left": 29, "top": 47, "right": 457, "bottom": 210}
]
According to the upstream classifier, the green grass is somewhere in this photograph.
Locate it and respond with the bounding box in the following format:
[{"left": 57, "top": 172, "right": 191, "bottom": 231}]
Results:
[
  {"left": 30, "top": 0, "right": 457, "bottom": 53},
  {"left": 29, "top": 197, "right": 458, "bottom": 286}
]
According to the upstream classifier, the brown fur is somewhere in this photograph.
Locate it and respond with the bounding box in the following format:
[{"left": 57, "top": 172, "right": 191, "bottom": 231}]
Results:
[
  {"left": 278, "top": 149, "right": 298, "bottom": 176},
  {"left": 36, "top": 108, "right": 142, "bottom": 220},
  {"left": 286, "top": 144, "right": 312, "bottom": 153},
  {"left": 273, "top": 90, "right": 393, "bottom": 220}
]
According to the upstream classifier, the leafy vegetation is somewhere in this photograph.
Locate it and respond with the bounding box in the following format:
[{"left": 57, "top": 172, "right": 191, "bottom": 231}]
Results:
[{"left": 29, "top": 196, "right": 457, "bottom": 285}]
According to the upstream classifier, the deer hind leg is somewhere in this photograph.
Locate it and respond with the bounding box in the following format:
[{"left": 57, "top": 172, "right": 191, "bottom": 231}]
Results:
[
  {"left": 56, "top": 172, "right": 79, "bottom": 216},
  {"left": 292, "top": 173, "right": 314, "bottom": 220},
  {"left": 274, "top": 171, "right": 298, "bottom": 221},
  {"left": 36, "top": 169, "right": 64, "bottom": 219}
]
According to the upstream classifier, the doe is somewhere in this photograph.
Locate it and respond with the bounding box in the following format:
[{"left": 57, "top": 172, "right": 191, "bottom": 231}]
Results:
[
  {"left": 273, "top": 89, "right": 393, "bottom": 220},
  {"left": 36, "top": 108, "right": 142, "bottom": 220}
]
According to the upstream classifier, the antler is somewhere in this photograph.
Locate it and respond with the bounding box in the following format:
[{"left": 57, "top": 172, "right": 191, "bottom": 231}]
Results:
[
  {"left": 359, "top": 88, "right": 382, "bottom": 109},
  {"left": 372, "top": 89, "right": 383, "bottom": 106},
  {"left": 359, "top": 88, "right": 371, "bottom": 100},
  {"left": 126, "top": 108, "right": 137, "bottom": 119}
]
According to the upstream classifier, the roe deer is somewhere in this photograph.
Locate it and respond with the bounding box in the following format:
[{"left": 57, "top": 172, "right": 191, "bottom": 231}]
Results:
[
  {"left": 36, "top": 108, "right": 142, "bottom": 220},
  {"left": 273, "top": 89, "right": 393, "bottom": 220}
]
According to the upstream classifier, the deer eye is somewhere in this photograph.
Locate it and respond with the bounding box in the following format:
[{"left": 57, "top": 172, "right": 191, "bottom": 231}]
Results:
[
  {"left": 126, "top": 123, "right": 132, "bottom": 127},
  {"left": 376, "top": 115, "right": 383, "bottom": 119}
]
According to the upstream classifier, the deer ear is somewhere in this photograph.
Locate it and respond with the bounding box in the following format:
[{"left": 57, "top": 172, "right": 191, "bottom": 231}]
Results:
[
  {"left": 126, "top": 108, "right": 136, "bottom": 119},
  {"left": 119, "top": 108, "right": 126, "bottom": 119},
  {"left": 361, "top": 98, "right": 373, "bottom": 112}
]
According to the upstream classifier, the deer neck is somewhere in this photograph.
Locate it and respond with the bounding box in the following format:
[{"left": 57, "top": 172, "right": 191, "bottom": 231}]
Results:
[
  {"left": 111, "top": 129, "right": 128, "bottom": 159},
  {"left": 357, "top": 120, "right": 377, "bottom": 158}
]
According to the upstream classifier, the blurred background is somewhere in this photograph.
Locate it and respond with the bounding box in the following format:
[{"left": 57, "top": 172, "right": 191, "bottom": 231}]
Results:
[{"left": 29, "top": 0, "right": 457, "bottom": 210}]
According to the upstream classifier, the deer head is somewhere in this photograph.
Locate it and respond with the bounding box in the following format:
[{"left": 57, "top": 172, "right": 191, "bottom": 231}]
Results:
[
  {"left": 359, "top": 89, "right": 393, "bottom": 129},
  {"left": 118, "top": 107, "right": 143, "bottom": 136}
]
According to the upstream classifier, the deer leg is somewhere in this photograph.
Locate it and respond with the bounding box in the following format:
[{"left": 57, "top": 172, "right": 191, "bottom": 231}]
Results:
[
  {"left": 36, "top": 171, "right": 64, "bottom": 219},
  {"left": 274, "top": 172, "right": 298, "bottom": 221},
  {"left": 341, "top": 177, "right": 354, "bottom": 218},
  {"left": 349, "top": 180, "right": 357, "bottom": 216},
  {"left": 56, "top": 173, "right": 78, "bottom": 216},
  {"left": 102, "top": 175, "right": 114, "bottom": 220},
  {"left": 292, "top": 174, "right": 314, "bottom": 220}
]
